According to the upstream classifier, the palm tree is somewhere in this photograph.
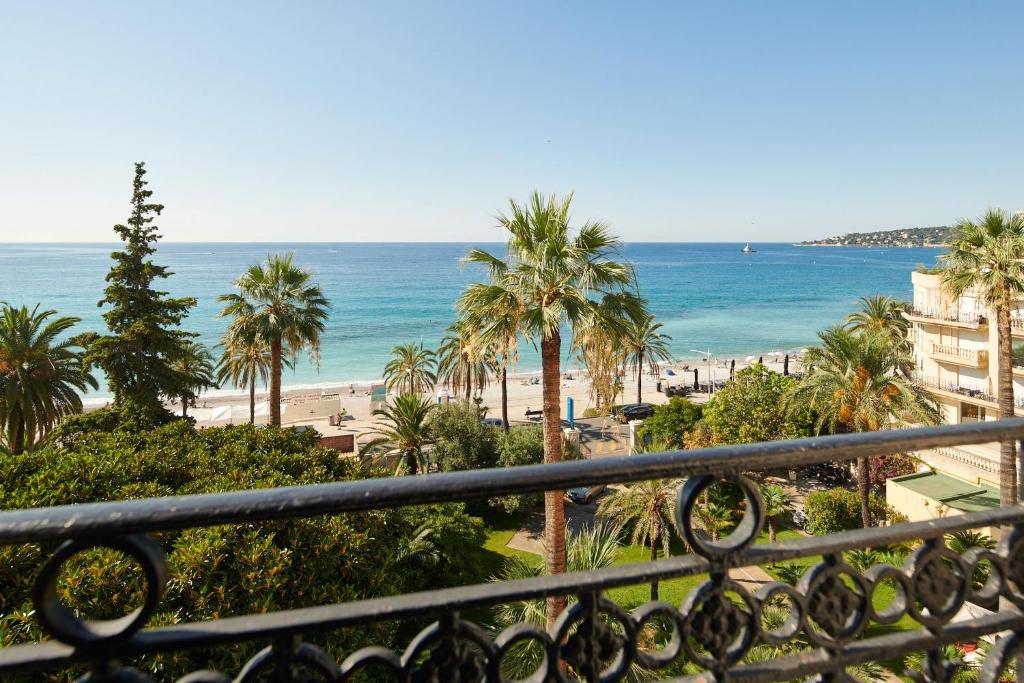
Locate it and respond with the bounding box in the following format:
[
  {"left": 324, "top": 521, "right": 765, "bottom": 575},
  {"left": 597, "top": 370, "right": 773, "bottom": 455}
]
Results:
[
  {"left": 941, "top": 208, "right": 1024, "bottom": 505},
  {"left": 457, "top": 287, "right": 522, "bottom": 431},
  {"left": 846, "top": 295, "right": 910, "bottom": 349},
  {"left": 436, "top": 320, "right": 492, "bottom": 400},
  {"left": 216, "top": 334, "right": 290, "bottom": 424},
  {"left": 572, "top": 295, "right": 634, "bottom": 411},
  {"left": 383, "top": 342, "right": 437, "bottom": 396},
  {"left": 461, "top": 191, "right": 642, "bottom": 625},
  {"left": 597, "top": 479, "right": 681, "bottom": 600},
  {"left": 787, "top": 327, "right": 939, "bottom": 527},
  {"left": 359, "top": 394, "right": 434, "bottom": 475},
  {"left": 172, "top": 342, "right": 217, "bottom": 418},
  {"left": 490, "top": 521, "right": 621, "bottom": 630},
  {"left": 0, "top": 304, "right": 97, "bottom": 453},
  {"left": 218, "top": 254, "right": 329, "bottom": 427},
  {"left": 694, "top": 499, "right": 736, "bottom": 541},
  {"left": 622, "top": 312, "right": 673, "bottom": 405},
  {"left": 760, "top": 483, "right": 792, "bottom": 544}
]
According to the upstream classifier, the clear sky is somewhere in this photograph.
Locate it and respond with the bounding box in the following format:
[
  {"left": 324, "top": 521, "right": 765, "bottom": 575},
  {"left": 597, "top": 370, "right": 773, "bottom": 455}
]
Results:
[{"left": 2, "top": 2, "right": 1022, "bottom": 243}]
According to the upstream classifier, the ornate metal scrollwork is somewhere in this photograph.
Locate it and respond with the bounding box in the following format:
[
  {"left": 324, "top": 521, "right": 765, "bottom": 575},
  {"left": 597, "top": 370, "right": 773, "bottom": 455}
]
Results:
[{"left": 32, "top": 533, "right": 168, "bottom": 648}]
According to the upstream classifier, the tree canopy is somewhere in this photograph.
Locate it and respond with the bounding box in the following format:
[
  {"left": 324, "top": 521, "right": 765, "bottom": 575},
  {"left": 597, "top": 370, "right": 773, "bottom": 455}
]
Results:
[
  {"left": 87, "top": 162, "right": 198, "bottom": 424},
  {"left": 700, "top": 364, "right": 811, "bottom": 445}
]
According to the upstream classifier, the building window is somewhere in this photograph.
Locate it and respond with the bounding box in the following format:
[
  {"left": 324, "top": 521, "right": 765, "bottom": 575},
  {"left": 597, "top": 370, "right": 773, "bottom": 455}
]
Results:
[{"left": 961, "top": 403, "right": 985, "bottom": 423}]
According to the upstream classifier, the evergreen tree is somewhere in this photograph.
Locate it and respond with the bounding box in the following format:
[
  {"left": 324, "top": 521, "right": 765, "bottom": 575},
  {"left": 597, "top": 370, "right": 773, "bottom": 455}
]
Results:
[{"left": 88, "top": 162, "right": 197, "bottom": 424}]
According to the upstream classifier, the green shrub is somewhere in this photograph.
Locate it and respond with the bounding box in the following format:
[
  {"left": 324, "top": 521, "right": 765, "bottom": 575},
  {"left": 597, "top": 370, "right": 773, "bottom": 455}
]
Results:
[
  {"left": 699, "top": 364, "right": 812, "bottom": 445},
  {"left": 803, "top": 488, "right": 897, "bottom": 535},
  {"left": 637, "top": 397, "right": 702, "bottom": 450},
  {"left": 429, "top": 400, "right": 499, "bottom": 472},
  {"left": 0, "top": 421, "right": 486, "bottom": 681},
  {"left": 489, "top": 425, "right": 545, "bottom": 513}
]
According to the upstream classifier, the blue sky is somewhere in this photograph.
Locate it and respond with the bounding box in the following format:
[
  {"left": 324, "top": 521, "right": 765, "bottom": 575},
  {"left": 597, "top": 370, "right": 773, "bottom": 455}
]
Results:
[{"left": 1, "top": 2, "right": 1022, "bottom": 242}]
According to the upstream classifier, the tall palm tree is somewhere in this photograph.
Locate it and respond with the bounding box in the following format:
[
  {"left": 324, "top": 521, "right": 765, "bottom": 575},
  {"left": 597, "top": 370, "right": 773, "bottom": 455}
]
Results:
[
  {"left": 217, "top": 254, "right": 329, "bottom": 427},
  {"left": 845, "top": 295, "right": 910, "bottom": 349},
  {"left": 787, "top": 326, "right": 939, "bottom": 527},
  {"left": 383, "top": 342, "right": 437, "bottom": 396},
  {"left": 490, "top": 522, "right": 621, "bottom": 629},
  {"left": 436, "top": 320, "right": 492, "bottom": 400},
  {"left": 172, "top": 341, "right": 217, "bottom": 418},
  {"left": 572, "top": 295, "right": 632, "bottom": 412},
  {"left": 216, "top": 334, "right": 291, "bottom": 424},
  {"left": 461, "top": 191, "right": 642, "bottom": 625},
  {"left": 0, "top": 304, "right": 97, "bottom": 453},
  {"left": 597, "top": 479, "right": 681, "bottom": 600},
  {"left": 622, "top": 312, "right": 673, "bottom": 405},
  {"left": 941, "top": 208, "right": 1024, "bottom": 505},
  {"left": 457, "top": 288, "right": 522, "bottom": 431},
  {"left": 760, "top": 483, "right": 793, "bottom": 544},
  {"left": 358, "top": 394, "right": 435, "bottom": 475}
]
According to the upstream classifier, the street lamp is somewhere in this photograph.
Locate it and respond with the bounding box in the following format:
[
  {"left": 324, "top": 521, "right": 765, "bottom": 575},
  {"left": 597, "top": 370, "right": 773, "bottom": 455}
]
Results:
[{"left": 689, "top": 348, "right": 714, "bottom": 396}]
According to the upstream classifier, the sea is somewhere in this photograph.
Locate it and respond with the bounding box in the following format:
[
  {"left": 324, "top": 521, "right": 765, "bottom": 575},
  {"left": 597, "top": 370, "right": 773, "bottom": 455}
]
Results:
[{"left": 0, "top": 242, "right": 945, "bottom": 397}]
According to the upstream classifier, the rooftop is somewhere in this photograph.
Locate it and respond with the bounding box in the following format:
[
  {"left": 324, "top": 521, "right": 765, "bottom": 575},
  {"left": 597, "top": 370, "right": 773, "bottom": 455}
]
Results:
[{"left": 890, "top": 470, "right": 1000, "bottom": 512}]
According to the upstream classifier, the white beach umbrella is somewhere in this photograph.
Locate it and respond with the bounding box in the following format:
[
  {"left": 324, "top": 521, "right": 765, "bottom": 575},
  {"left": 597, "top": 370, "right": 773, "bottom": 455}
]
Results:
[{"left": 745, "top": 355, "right": 756, "bottom": 362}]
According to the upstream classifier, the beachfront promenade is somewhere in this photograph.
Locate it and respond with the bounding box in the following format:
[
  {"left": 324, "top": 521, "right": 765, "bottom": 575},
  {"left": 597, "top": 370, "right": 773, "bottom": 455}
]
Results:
[{"left": 175, "top": 353, "right": 800, "bottom": 449}]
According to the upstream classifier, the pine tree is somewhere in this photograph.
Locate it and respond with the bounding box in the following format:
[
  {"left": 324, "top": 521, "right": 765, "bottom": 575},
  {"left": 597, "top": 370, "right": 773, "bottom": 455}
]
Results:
[{"left": 88, "top": 162, "right": 197, "bottom": 425}]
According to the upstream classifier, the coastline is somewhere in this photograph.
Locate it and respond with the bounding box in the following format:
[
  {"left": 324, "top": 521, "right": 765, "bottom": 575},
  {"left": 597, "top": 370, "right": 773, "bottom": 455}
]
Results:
[
  {"left": 82, "top": 350, "right": 805, "bottom": 433},
  {"left": 794, "top": 243, "right": 949, "bottom": 248},
  {"left": 80, "top": 348, "right": 806, "bottom": 411}
]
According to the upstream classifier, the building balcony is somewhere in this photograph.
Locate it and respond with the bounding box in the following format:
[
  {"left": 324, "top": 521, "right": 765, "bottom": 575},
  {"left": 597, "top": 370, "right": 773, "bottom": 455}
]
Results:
[
  {"left": 904, "top": 308, "right": 987, "bottom": 330},
  {"left": 1011, "top": 317, "right": 1024, "bottom": 338},
  {"left": 919, "top": 445, "right": 1001, "bottom": 477},
  {"left": 929, "top": 343, "right": 989, "bottom": 368},
  {"left": 2, "top": 421, "right": 1024, "bottom": 681},
  {"left": 914, "top": 374, "right": 999, "bottom": 408}
]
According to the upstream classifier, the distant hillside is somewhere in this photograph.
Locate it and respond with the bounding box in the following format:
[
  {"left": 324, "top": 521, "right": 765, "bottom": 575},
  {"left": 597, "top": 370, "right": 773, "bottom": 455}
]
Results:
[{"left": 799, "top": 226, "right": 951, "bottom": 247}]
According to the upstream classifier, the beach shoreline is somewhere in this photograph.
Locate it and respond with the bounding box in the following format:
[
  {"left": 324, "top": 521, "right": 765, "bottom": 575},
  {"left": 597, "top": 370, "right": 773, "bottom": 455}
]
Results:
[{"left": 83, "top": 350, "right": 805, "bottom": 433}]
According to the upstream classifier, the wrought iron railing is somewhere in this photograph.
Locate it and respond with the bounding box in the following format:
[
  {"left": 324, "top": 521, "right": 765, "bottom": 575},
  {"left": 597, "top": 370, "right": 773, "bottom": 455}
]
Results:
[
  {"left": 906, "top": 308, "right": 987, "bottom": 326},
  {"left": 1, "top": 420, "right": 1024, "bottom": 681},
  {"left": 929, "top": 343, "right": 988, "bottom": 364},
  {"left": 914, "top": 374, "right": 998, "bottom": 404}
]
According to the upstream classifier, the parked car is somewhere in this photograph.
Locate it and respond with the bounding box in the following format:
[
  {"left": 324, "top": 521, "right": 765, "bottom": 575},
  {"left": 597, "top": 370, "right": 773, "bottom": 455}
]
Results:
[
  {"left": 566, "top": 485, "right": 607, "bottom": 505},
  {"left": 481, "top": 417, "right": 504, "bottom": 427},
  {"left": 614, "top": 403, "right": 655, "bottom": 423}
]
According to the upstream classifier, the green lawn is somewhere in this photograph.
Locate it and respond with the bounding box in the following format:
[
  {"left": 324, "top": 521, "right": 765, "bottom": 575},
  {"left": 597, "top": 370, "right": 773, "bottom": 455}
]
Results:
[
  {"left": 479, "top": 512, "right": 919, "bottom": 678},
  {"left": 483, "top": 513, "right": 917, "bottom": 634}
]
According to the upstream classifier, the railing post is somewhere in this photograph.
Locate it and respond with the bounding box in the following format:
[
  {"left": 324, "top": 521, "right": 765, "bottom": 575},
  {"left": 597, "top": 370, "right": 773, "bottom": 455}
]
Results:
[{"left": 1019, "top": 439, "right": 1024, "bottom": 504}]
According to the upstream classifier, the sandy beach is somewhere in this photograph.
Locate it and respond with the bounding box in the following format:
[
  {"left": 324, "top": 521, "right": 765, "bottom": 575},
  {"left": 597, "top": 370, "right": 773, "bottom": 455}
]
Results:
[{"left": 85, "top": 351, "right": 802, "bottom": 448}]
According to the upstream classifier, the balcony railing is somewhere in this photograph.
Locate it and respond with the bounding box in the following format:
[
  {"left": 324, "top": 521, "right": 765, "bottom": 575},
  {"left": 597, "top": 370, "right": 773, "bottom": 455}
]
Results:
[
  {"left": 926, "top": 445, "right": 1001, "bottom": 475},
  {"left": 1, "top": 421, "right": 1024, "bottom": 681},
  {"left": 929, "top": 343, "right": 988, "bottom": 366},
  {"left": 905, "top": 308, "right": 987, "bottom": 327},
  {"left": 914, "top": 374, "right": 998, "bottom": 404}
]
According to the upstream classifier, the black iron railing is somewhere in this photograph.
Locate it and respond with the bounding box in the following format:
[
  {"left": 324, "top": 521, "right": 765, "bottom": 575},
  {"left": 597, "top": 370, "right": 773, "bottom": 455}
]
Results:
[
  {"left": 2, "top": 420, "right": 1024, "bottom": 681},
  {"left": 906, "top": 308, "right": 987, "bottom": 326}
]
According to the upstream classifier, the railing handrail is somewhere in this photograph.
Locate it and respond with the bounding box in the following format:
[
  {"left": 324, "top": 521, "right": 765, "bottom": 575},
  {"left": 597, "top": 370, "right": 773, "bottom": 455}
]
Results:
[
  {"left": 906, "top": 307, "right": 986, "bottom": 324},
  {"left": 1, "top": 419, "right": 1023, "bottom": 544},
  {"left": 929, "top": 342, "right": 986, "bottom": 360},
  {"left": 0, "top": 504, "right": 1020, "bottom": 675}
]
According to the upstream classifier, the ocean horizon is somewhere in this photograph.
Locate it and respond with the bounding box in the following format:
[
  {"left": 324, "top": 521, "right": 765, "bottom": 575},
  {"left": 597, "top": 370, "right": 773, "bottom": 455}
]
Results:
[{"left": 0, "top": 241, "right": 945, "bottom": 397}]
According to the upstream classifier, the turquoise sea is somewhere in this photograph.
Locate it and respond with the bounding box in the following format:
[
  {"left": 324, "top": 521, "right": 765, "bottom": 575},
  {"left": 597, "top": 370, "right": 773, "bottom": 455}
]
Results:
[{"left": 0, "top": 242, "right": 944, "bottom": 396}]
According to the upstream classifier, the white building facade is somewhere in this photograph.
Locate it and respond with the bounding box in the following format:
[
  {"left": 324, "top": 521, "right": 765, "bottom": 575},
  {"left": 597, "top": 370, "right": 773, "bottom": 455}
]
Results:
[{"left": 906, "top": 269, "right": 1024, "bottom": 488}]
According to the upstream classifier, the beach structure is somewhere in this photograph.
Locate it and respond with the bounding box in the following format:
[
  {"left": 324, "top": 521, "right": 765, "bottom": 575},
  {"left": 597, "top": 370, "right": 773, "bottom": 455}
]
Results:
[{"left": 901, "top": 269, "right": 1021, "bottom": 496}]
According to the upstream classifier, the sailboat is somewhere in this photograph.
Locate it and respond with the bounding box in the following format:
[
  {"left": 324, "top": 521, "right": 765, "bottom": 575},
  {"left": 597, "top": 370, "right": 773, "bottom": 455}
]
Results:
[{"left": 742, "top": 243, "right": 756, "bottom": 253}]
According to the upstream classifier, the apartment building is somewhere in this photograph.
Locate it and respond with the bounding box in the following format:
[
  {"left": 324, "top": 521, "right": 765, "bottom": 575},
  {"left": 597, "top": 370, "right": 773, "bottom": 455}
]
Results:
[{"left": 904, "top": 269, "right": 1024, "bottom": 489}]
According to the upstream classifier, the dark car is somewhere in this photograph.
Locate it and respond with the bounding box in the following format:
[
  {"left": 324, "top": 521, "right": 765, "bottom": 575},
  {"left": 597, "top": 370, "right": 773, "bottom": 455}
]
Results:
[
  {"left": 615, "top": 403, "right": 655, "bottom": 423},
  {"left": 566, "top": 485, "right": 607, "bottom": 504}
]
